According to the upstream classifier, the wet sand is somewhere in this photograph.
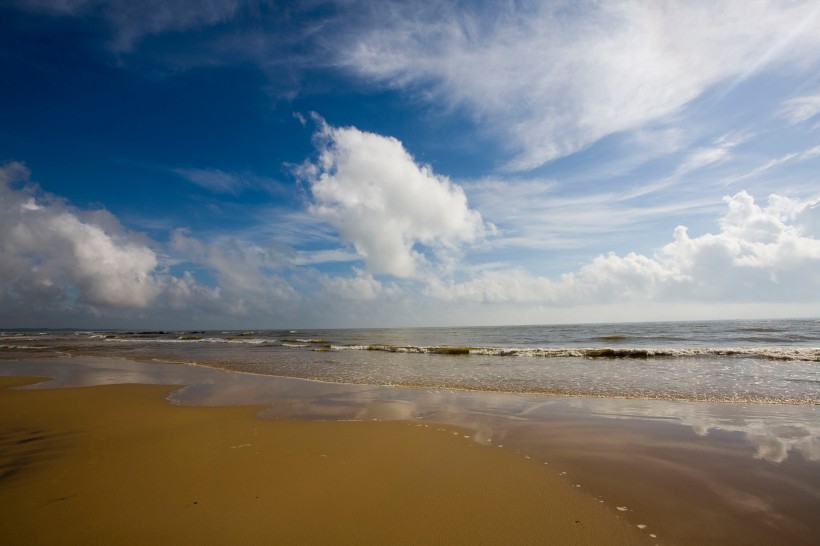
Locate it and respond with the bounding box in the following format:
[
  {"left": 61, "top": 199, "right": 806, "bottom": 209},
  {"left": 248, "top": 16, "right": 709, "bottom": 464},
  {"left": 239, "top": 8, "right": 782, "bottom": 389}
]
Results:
[
  {"left": 3, "top": 356, "right": 819, "bottom": 545},
  {"left": 0, "top": 376, "right": 649, "bottom": 545}
]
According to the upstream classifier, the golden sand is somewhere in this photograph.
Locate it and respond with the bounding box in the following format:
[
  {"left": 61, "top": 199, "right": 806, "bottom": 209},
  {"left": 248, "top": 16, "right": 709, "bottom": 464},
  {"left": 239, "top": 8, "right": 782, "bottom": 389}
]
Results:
[{"left": 0, "top": 376, "right": 649, "bottom": 545}]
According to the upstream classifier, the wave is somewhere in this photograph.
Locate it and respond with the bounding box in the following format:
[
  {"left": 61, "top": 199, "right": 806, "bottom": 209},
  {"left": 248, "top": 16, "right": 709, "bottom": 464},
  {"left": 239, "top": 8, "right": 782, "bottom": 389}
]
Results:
[
  {"left": 4, "top": 337, "right": 818, "bottom": 361},
  {"left": 102, "top": 336, "right": 269, "bottom": 345},
  {"left": 330, "top": 344, "right": 820, "bottom": 362}
]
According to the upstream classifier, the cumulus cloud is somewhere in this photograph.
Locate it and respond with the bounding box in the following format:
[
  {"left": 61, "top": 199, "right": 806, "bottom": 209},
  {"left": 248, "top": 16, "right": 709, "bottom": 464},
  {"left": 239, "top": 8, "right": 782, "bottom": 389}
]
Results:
[
  {"left": 0, "top": 162, "right": 163, "bottom": 309},
  {"left": 430, "top": 192, "right": 820, "bottom": 304},
  {"left": 297, "top": 118, "right": 486, "bottom": 278},
  {"left": 320, "top": 268, "right": 400, "bottom": 301},
  {"left": 0, "top": 163, "right": 302, "bottom": 324},
  {"left": 170, "top": 228, "right": 299, "bottom": 314},
  {"left": 339, "top": 1, "right": 820, "bottom": 171}
]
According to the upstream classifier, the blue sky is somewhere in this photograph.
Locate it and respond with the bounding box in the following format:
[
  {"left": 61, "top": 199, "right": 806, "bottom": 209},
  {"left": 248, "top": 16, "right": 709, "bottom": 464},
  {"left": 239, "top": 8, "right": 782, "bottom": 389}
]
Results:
[{"left": 2, "top": 0, "right": 819, "bottom": 329}]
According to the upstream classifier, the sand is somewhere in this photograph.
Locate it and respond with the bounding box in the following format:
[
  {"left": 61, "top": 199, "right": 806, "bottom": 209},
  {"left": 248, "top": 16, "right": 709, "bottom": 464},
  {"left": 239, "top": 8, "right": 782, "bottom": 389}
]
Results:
[{"left": 0, "top": 376, "right": 651, "bottom": 545}]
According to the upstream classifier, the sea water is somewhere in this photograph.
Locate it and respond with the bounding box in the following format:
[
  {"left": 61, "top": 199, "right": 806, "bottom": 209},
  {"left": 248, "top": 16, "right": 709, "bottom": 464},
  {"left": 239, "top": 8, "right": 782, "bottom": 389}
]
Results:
[{"left": 2, "top": 318, "right": 818, "bottom": 404}]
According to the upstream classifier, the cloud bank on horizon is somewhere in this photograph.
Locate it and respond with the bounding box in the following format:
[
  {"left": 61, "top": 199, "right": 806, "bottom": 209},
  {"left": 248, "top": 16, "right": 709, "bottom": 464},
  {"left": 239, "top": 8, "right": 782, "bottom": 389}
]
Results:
[{"left": 1, "top": 0, "right": 819, "bottom": 328}]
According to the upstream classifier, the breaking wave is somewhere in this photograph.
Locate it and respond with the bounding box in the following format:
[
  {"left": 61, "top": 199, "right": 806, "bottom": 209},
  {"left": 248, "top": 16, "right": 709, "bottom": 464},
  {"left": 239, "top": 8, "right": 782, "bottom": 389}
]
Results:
[{"left": 333, "top": 344, "right": 820, "bottom": 362}]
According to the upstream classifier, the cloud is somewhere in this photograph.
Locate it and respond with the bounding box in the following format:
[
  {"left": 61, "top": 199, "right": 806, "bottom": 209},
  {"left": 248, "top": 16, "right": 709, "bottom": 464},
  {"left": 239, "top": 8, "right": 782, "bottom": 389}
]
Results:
[
  {"left": 170, "top": 228, "right": 299, "bottom": 314},
  {"left": 2, "top": 160, "right": 816, "bottom": 326},
  {"left": 778, "top": 93, "right": 820, "bottom": 125},
  {"left": 173, "top": 167, "right": 284, "bottom": 195},
  {"left": 320, "top": 268, "right": 399, "bottom": 301},
  {"left": 0, "top": 162, "right": 163, "bottom": 309},
  {"left": 718, "top": 142, "right": 820, "bottom": 187},
  {"left": 297, "top": 118, "right": 486, "bottom": 278},
  {"left": 430, "top": 191, "right": 820, "bottom": 305},
  {"left": 0, "top": 163, "right": 300, "bottom": 323},
  {"left": 19, "top": 1, "right": 820, "bottom": 175},
  {"left": 339, "top": 1, "right": 820, "bottom": 171},
  {"left": 675, "top": 133, "right": 747, "bottom": 176},
  {"left": 16, "top": 1, "right": 820, "bottom": 173},
  {"left": 465, "top": 176, "right": 719, "bottom": 256},
  {"left": 174, "top": 168, "right": 251, "bottom": 195},
  {"left": 290, "top": 248, "right": 359, "bottom": 266}
]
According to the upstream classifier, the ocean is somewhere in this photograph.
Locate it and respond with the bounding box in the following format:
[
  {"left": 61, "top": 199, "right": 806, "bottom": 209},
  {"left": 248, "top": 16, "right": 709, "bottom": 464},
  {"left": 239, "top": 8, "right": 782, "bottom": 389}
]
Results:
[{"left": 2, "top": 318, "right": 818, "bottom": 404}]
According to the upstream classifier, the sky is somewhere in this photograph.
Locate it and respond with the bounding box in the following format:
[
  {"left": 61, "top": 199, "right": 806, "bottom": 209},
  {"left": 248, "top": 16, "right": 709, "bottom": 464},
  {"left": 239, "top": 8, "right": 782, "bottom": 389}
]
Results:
[{"left": 1, "top": 0, "right": 819, "bottom": 330}]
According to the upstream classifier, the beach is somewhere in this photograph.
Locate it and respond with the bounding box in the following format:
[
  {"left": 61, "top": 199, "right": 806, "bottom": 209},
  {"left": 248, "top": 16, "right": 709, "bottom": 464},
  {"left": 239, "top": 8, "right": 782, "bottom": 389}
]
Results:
[
  {"left": 0, "top": 375, "right": 649, "bottom": 545},
  {"left": 1, "top": 320, "right": 818, "bottom": 545}
]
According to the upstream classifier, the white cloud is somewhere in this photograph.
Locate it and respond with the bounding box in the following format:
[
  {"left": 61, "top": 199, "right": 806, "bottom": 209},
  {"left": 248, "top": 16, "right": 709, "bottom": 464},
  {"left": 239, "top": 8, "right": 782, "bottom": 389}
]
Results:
[
  {"left": 3, "top": 161, "right": 816, "bottom": 326},
  {"left": 320, "top": 268, "right": 400, "bottom": 301},
  {"left": 170, "top": 229, "right": 299, "bottom": 314},
  {"left": 164, "top": 270, "right": 223, "bottom": 312},
  {"left": 465, "top": 176, "right": 718, "bottom": 255},
  {"left": 718, "top": 142, "right": 820, "bottom": 188},
  {"left": 0, "top": 163, "right": 301, "bottom": 323},
  {"left": 431, "top": 192, "right": 820, "bottom": 305},
  {"left": 290, "top": 248, "right": 360, "bottom": 266},
  {"left": 779, "top": 93, "right": 820, "bottom": 125},
  {"left": 298, "top": 118, "right": 486, "bottom": 278},
  {"left": 675, "top": 133, "right": 748, "bottom": 176},
  {"left": 340, "top": 1, "right": 820, "bottom": 171},
  {"left": 0, "top": 162, "right": 163, "bottom": 309}
]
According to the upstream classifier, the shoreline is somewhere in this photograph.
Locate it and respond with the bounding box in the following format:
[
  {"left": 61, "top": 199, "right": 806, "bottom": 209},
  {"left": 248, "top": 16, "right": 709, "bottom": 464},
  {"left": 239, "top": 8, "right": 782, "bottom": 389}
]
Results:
[
  {"left": 2, "top": 319, "right": 818, "bottom": 406},
  {"left": 0, "top": 375, "right": 649, "bottom": 545},
  {"left": 2, "top": 356, "right": 819, "bottom": 545}
]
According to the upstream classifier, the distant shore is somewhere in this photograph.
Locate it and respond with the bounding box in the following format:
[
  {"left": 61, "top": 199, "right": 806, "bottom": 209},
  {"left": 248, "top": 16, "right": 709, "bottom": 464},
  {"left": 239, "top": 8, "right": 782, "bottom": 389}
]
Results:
[{"left": 0, "top": 375, "right": 648, "bottom": 545}]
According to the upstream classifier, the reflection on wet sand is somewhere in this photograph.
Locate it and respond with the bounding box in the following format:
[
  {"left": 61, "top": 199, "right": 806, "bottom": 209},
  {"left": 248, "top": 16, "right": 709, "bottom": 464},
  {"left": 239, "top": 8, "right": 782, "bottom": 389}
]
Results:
[
  {"left": 578, "top": 397, "right": 820, "bottom": 464},
  {"left": 2, "top": 356, "right": 819, "bottom": 546}
]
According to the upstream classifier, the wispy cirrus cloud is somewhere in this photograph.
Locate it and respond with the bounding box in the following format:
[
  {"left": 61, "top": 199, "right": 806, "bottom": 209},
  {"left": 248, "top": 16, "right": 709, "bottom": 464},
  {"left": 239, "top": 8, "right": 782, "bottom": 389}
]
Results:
[
  {"left": 719, "top": 143, "right": 820, "bottom": 187},
  {"left": 22, "top": 1, "right": 820, "bottom": 176},
  {"left": 778, "top": 93, "right": 820, "bottom": 126},
  {"left": 338, "top": 1, "right": 820, "bottom": 171},
  {"left": 173, "top": 167, "right": 286, "bottom": 195},
  {"left": 674, "top": 133, "right": 749, "bottom": 176}
]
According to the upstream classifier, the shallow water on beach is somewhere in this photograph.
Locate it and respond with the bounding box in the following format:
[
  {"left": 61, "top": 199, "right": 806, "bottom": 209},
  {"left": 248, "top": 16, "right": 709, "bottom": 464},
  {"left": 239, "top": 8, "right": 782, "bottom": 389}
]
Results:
[{"left": 2, "top": 319, "right": 818, "bottom": 404}]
